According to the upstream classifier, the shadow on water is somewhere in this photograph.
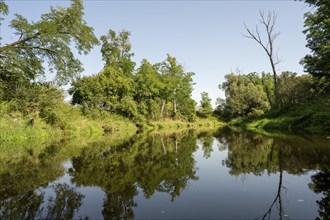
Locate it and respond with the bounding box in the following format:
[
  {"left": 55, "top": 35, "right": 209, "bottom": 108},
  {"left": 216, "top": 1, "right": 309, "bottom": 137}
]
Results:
[{"left": 0, "top": 127, "right": 329, "bottom": 219}]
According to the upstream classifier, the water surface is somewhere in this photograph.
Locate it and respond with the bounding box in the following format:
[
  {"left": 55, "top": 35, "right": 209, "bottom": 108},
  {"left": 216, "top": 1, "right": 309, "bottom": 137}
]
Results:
[{"left": 1, "top": 128, "right": 329, "bottom": 219}]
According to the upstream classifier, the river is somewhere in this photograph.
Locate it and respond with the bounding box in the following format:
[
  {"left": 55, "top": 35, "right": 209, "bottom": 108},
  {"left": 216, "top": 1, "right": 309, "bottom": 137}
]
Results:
[{"left": 0, "top": 127, "right": 329, "bottom": 219}]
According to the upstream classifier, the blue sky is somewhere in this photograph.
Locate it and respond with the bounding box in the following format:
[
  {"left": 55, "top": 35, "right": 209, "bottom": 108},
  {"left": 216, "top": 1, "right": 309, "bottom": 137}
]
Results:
[{"left": 1, "top": 0, "right": 311, "bottom": 106}]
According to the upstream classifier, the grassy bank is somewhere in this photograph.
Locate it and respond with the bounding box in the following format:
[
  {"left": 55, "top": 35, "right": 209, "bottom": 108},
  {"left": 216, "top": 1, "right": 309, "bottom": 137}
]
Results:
[
  {"left": 0, "top": 102, "right": 225, "bottom": 167},
  {"left": 0, "top": 104, "right": 137, "bottom": 166},
  {"left": 149, "top": 117, "right": 225, "bottom": 131},
  {"left": 232, "top": 95, "right": 330, "bottom": 134}
]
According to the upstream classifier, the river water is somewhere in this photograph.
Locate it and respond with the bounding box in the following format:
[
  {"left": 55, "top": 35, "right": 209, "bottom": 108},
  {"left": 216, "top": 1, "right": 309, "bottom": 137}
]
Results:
[{"left": 1, "top": 127, "right": 329, "bottom": 219}]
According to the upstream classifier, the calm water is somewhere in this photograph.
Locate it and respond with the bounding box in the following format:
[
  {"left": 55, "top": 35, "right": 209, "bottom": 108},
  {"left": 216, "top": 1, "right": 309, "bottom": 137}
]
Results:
[{"left": 1, "top": 128, "right": 329, "bottom": 219}]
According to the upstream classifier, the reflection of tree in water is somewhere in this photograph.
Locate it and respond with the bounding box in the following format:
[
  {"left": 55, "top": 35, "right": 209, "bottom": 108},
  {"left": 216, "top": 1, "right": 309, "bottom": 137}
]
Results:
[
  {"left": 256, "top": 146, "right": 286, "bottom": 220},
  {"left": 197, "top": 131, "right": 215, "bottom": 159},
  {"left": 0, "top": 190, "right": 44, "bottom": 220},
  {"left": 0, "top": 183, "right": 84, "bottom": 220},
  {"left": 309, "top": 170, "right": 330, "bottom": 220},
  {"left": 70, "top": 130, "right": 200, "bottom": 219},
  {"left": 214, "top": 127, "right": 330, "bottom": 219},
  {"left": 38, "top": 183, "right": 85, "bottom": 220},
  {"left": 0, "top": 160, "right": 63, "bottom": 219}
]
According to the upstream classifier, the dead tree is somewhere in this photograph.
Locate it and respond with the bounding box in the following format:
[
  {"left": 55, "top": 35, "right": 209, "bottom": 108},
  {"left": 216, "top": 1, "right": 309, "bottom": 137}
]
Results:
[{"left": 244, "top": 10, "right": 281, "bottom": 108}]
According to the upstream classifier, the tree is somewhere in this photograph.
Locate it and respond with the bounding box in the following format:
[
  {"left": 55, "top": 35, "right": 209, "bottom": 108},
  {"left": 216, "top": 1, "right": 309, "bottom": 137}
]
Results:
[
  {"left": 220, "top": 73, "right": 270, "bottom": 118},
  {"left": 70, "top": 29, "right": 138, "bottom": 119},
  {"left": 156, "top": 54, "right": 196, "bottom": 121},
  {"left": 0, "top": 0, "right": 99, "bottom": 87},
  {"left": 100, "top": 29, "right": 135, "bottom": 75},
  {"left": 134, "top": 59, "right": 164, "bottom": 120},
  {"left": 197, "top": 92, "right": 213, "bottom": 118},
  {"left": 214, "top": 97, "right": 228, "bottom": 119},
  {"left": 277, "top": 71, "right": 315, "bottom": 107},
  {"left": 244, "top": 10, "right": 281, "bottom": 107},
  {"left": 301, "top": 0, "right": 330, "bottom": 91}
]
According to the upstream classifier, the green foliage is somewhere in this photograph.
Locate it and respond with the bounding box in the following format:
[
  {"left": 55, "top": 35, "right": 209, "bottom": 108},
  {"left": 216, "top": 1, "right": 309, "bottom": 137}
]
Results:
[
  {"left": 301, "top": 0, "right": 330, "bottom": 81},
  {"left": 135, "top": 59, "right": 164, "bottom": 101},
  {"left": 156, "top": 54, "right": 197, "bottom": 120},
  {"left": 100, "top": 29, "right": 135, "bottom": 74},
  {"left": 70, "top": 29, "right": 141, "bottom": 121},
  {"left": 238, "top": 94, "right": 330, "bottom": 134},
  {"left": 277, "top": 71, "right": 316, "bottom": 107},
  {"left": 219, "top": 72, "right": 270, "bottom": 118},
  {"left": 71, "top": 43, "right": 197, "bottom": 122},
  {"left": 197, "top": 91, "right": 213, "bottom": 118},
  {"left": 0, "top": 0, "right": 98, "bottom": 87}
]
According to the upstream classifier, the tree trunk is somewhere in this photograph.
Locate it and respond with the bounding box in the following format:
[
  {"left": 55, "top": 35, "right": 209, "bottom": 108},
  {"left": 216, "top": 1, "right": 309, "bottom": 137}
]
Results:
[
  {"left": 160, "top": 100, "right": 165, "bottom": 119},
  {"left": 173, "top": 99, "right": 177, "bottom": 119},
  {"left": 161, "top": 136, "right": 166, "bottom": 155}
]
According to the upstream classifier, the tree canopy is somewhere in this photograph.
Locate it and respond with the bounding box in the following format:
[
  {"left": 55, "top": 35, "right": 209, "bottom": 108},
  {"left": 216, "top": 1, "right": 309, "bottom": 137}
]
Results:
[
  {"left": 0, "top": 0, "right": 98, "bottom": 87},
  {"left": 301, "top": 0, "right": 330, "bottom": 80}
]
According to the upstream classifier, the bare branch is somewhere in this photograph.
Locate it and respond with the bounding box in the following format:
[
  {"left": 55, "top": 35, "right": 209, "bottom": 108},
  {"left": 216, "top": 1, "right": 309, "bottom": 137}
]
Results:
[{"left": 243, "top": 10, "right": 281, "bottom": 107}]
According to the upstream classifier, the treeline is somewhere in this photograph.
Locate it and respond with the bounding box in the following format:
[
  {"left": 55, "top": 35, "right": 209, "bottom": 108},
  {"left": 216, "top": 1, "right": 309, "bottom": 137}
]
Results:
[
  {"left": 70, "top": 30, "right": 197, "bottom": 122},
  {"left": 0, "top": 0, "right": 214, "bottom": 138},
  {"left": 215, "top": 0, "right": 330, "bottom": 127},
  {"left": 215, "top": 71, "right": 317, "bottom": 119}
]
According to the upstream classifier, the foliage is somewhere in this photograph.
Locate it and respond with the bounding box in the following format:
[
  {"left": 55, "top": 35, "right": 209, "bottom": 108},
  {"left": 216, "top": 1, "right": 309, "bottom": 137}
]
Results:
[
  {"left": 219, "top": 72, "right": 270, "bottom": 118},
  {"left": 71, "top": 41, "right": 197, "bottom": 122},
  {"left": 277, "top": 71, "right": 316, "bottom": 107},
  {"left": 100, "top": 29, "right": 135, "bottom": 75},
  {"left": 197, "top": 91, "right": 213, "bottom": 118},
  {"left": 0, "top": 0, "right": 98, "bottom": 88},
  {"left": 156, "top": 54, "right": 197, "bottom": 121},
  {"left": 301, "top": 0, "right": 330, "bottom": 82},
  {"left": 236, "top": 94, "right": 330, "bottom": 134}
]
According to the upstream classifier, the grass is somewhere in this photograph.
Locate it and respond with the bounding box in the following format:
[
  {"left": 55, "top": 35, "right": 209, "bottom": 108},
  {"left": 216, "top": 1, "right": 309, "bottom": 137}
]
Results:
[
  {"left": 0, "top": 106, "right": 137, "bottom": 168},
  {"left": 235, "top": 94, "right": 330, "bottom": 134},
  {"left": 149, "top": 117, "right": 225, "bottom": 131},
  {"left": 0, "top": 100, "right": 225, "bottom": 168}
]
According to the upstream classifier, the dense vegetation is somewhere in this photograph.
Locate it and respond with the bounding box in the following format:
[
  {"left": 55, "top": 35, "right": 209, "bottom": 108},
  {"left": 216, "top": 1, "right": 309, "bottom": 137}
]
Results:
[
  {"left": 0, "top": 0, "right": 329, "bottom": 147},
  {"left": 214, "top": 0, "right": 330, "bottom": 134},
  {"left": 0, "top": 0, "right": 220, "bottom": 143}
]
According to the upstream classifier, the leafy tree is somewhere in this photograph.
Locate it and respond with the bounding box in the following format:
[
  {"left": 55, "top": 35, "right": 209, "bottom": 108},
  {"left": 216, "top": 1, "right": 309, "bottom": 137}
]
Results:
[
  {"left": 0, "top": 0, "right": 99, "bottom": 88},
  {"left": 70, "top": 29, "right": 138, "bottom": 119},
  {"left": 197, "top": 91, "right": 213, "bottom": 118},
  {"left": 100, "top": 29, "right": 135, "bottom": 75},
  {"left": 134, "top": 59, "right": 164, "bottom": 120},
  {"left": 277, "top": 71, "right": 315, "bottom": 107},
  {"left": 301, "top": 0, "right": 330, "bottom": 82},
  {"left": 156, "top": 54, "right": 196, "bottom": 120},
  {"left": 214, "top": 97, "right": 228, "bottom": 119},
  {"left": 220, "top": 73, "right": 270, "bottom": 118}
]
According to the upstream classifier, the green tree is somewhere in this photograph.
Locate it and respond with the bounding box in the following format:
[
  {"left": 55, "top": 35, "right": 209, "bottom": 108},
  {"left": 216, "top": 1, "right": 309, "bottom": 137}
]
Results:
[
  {"left": 214, "top": 97, "right": 228, "bottom": 119},
  {"left": 134, "top": 59, "right": 164, "bottom": 120},
  {"left": 100, "top": 29, "right": 135, "bottom": 75},
  {"left": 220, "top": 73, "right": 270, "bottom": 118},
  {"left": 277, "top": 71, "right": 315, "bottom": 107},
  {"left": 70, "top": 29, "right": 138, "bottom": 119},
  {"left": 156, "top": 55, "right": 196, "bottom": 121},
  {"left": 0, "top": 0, "right": 98, "bottom": 88},
  {"left": 301, "top": 0, "right": 330, "bottom": 82},
  {"left": 197, "top": 91, "right": 213, "bottom": 118}
]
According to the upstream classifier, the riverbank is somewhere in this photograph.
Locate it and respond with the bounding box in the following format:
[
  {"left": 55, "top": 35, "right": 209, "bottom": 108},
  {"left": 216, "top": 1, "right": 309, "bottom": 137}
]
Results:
[
  {"left": 0, "top": 106, "right": 224, "bottom": 168},
  {"left": 230, "top": 94, "right": 330, "bottom": 134}
]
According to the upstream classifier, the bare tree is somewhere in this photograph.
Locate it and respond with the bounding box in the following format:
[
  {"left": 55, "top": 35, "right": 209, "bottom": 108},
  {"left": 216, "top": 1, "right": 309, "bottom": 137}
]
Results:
[{"left": 244, "top": 10, "right": 281, "bottom": 107}]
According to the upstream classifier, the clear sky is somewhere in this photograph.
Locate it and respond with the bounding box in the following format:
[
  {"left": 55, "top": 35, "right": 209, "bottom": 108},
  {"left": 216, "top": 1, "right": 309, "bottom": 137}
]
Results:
[{"left": 1, "top": 0, "right": 311, "bottom": 106}]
